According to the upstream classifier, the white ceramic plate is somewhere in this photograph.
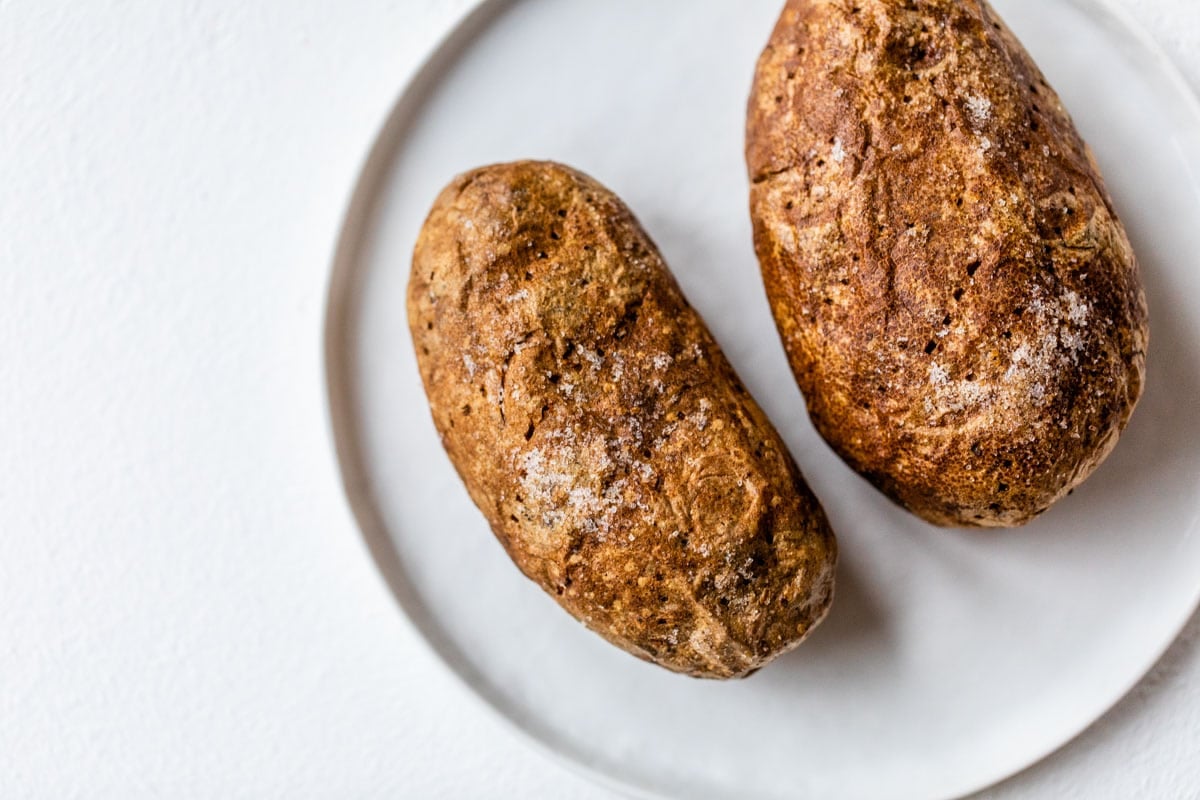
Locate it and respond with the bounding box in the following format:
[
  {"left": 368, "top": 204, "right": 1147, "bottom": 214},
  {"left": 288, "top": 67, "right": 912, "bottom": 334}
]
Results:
[{"left": 324, "top": 1, "right": 1200, "bottom": 798}]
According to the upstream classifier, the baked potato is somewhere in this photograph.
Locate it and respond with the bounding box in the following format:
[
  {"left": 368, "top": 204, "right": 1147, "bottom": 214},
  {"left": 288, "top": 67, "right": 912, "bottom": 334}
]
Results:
[
  {"left": 409, "top": 161, "right": 837, "bottom": 677},
  {"left": 747, "top": 0, "right": 1148, "bottom": 527}
]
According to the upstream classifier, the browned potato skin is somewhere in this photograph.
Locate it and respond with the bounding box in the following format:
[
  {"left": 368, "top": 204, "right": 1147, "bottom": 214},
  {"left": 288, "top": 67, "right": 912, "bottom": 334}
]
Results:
[
  {"left": 408, "top": 161, "right": 836, "bottom": 678},
  {"left": 747, "top": 0, "right": 1148, "bottom": 527}
]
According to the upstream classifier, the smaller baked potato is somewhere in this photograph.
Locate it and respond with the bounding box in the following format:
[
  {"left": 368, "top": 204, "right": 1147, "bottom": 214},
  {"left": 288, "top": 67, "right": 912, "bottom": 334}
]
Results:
[{"left": 408, "top": 161, "right": 837, "bottom": 678}]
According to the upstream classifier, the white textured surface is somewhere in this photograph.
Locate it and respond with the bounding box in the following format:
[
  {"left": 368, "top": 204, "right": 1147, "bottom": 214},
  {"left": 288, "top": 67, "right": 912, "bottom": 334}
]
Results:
[{"left": 0, "top": 1, "right": 1196, "bottom": 798}]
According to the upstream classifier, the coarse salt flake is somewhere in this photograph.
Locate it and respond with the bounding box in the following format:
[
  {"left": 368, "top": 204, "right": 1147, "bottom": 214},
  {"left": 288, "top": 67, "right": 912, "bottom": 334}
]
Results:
[
  {"left": 831, "top": 138, "right": 846, "bottom": 164},
  {"left": 964, "top": 93, "right": 993, "bottom": 125}
]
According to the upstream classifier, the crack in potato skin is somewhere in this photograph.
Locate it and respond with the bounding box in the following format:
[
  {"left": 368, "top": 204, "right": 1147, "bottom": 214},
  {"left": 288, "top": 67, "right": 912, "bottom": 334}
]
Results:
[
  {"left": 747, "top": 0, "right": 1148, "bottom": 527},
  {"left": 409, "top": 161, "right": 837, "bottom": 678}
]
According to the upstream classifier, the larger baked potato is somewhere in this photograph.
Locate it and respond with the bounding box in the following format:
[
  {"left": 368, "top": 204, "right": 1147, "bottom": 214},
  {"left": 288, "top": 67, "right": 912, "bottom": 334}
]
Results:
[{"left": 747, "top": 0, "right": 1148, "bottom": 527}]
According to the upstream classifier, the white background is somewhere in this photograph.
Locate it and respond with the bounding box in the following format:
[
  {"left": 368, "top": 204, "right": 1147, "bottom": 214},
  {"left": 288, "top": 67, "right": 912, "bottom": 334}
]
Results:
[{"left": 2, "top": 1, "right": 1198, "bottom": 798}]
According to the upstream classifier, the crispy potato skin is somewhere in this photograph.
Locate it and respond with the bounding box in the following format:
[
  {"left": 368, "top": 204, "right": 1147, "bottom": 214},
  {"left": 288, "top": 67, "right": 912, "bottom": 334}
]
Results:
[
  {"left": 747, "top": 0, "right": 1148, "bottom": 527},
  {"left": 408, "top": 161, "right": 836, "bottom": 678}
]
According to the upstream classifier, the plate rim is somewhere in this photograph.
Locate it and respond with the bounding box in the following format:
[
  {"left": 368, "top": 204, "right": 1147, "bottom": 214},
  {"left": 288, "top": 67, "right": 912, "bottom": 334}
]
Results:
[{"left": 321, "top": 1, "right": 1200, "bottom": 798}]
